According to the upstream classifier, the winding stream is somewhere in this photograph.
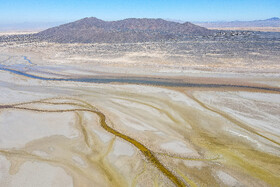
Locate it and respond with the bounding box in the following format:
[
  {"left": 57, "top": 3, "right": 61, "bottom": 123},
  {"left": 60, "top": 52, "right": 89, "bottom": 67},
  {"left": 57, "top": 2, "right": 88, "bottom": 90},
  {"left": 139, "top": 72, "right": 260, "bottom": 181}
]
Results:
[
  {"left": 0, "top": 98, "right": 186, "bottom": 187},
  {"left": 0, "top": 66, "right": 279, "bottom": 92}
]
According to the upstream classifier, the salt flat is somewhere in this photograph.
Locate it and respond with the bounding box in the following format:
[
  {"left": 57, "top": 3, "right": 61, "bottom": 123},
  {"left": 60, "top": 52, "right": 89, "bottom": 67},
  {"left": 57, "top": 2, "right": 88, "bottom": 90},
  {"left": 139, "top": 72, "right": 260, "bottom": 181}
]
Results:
[{"left": 0, "top": 37, "right": 279, "bottom": 186}]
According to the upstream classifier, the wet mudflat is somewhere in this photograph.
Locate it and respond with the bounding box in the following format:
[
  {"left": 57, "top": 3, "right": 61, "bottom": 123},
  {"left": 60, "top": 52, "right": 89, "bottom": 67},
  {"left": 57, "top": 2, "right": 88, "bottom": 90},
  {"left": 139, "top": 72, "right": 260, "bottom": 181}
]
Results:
[
  {"left": 0, "top": 64, "right": 279, "bottom": 186},
  {"left": 0, "top": 38, "right": 279, "bottom": 186}
]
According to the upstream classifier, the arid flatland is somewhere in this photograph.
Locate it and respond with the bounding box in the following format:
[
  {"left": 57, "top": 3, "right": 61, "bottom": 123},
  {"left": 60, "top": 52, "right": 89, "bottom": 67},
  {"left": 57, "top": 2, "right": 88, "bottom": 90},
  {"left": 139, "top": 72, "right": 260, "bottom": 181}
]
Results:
[{"left": 0, "top": 20, "right": 279, "bottom": 187}]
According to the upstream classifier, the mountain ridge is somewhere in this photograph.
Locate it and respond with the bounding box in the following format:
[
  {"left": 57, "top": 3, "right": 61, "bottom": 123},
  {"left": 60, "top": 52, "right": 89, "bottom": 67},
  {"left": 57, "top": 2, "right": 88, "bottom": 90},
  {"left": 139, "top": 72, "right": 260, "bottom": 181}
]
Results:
[{"left": 36, "top": 17, "right": 213, "bottom": 43}]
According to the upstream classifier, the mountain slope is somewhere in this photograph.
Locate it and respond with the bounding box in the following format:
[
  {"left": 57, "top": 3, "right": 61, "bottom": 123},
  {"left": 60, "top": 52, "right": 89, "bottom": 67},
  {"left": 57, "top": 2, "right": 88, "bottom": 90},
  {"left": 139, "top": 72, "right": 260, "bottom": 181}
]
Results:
[{"left": 36, "top": 17, "right": 212, "bottom": 43}]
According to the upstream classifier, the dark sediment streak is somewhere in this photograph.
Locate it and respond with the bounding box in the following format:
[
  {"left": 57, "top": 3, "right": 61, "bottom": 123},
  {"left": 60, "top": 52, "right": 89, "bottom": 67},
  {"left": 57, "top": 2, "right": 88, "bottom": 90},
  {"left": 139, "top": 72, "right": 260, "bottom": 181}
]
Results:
[
  {"left": 0, "top": 67, "right": 279, "bottom": 92},
  {"left": 0, "top": 100, "right": 186, "bottom": 187}
]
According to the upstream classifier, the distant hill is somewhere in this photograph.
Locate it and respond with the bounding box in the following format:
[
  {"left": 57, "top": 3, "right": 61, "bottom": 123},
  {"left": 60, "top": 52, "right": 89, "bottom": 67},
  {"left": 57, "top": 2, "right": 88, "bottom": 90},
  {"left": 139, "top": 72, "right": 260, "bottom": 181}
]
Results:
[
  {"left": 36, "top": 17, "right": 213, "bottom": 43},
  {"left": 0, "top": 22, "right": 65, "bottom": 32},
  {"left": 195, "top": 17, "right": 280, "bottom": 28}
]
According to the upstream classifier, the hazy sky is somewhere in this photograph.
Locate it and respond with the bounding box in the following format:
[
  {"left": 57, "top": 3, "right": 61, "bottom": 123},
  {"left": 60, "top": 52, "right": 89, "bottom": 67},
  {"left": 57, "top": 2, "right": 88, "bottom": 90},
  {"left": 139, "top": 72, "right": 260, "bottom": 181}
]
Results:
[{"left": 0, "top": 0, "right": 280, "bottom": 23}]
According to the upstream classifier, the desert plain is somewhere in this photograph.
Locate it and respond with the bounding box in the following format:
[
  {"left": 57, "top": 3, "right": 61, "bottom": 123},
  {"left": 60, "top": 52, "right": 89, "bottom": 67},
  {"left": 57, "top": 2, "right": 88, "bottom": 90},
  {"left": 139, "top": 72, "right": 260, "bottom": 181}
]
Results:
[{"left": 0, "top": 31, "right": 280, "bottom": 187}]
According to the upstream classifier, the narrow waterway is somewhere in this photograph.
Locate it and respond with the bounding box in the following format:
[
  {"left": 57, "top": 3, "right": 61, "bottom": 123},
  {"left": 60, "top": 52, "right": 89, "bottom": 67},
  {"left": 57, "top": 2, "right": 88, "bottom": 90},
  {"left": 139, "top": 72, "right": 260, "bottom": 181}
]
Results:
[
  {"left": 0, "top": 66, "right": 279, "bottom": 92},
  {"left": 0, "top": 99, "right": 186, "bottom": 187}
]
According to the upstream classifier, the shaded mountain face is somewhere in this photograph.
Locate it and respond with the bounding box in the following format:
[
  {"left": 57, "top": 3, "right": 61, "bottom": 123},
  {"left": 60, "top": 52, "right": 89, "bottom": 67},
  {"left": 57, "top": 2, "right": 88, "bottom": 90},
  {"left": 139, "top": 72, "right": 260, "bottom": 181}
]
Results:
[
  {"left": 36, "top": 17, "right": 212, "bottom": 43},
  {"left": 196, "top": 17, "right": 280, "bottom": 28}
]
